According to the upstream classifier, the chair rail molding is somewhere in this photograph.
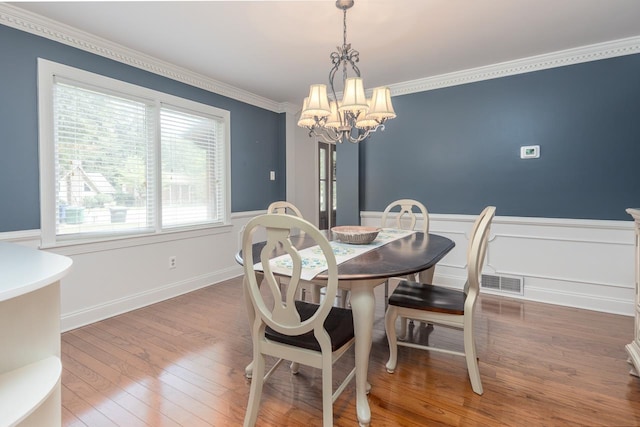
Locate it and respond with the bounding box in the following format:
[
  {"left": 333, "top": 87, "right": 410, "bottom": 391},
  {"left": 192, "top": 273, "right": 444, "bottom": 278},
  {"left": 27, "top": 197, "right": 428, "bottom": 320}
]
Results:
[{"left": 361, "top": 211, "right": 635, "bottom": 316}]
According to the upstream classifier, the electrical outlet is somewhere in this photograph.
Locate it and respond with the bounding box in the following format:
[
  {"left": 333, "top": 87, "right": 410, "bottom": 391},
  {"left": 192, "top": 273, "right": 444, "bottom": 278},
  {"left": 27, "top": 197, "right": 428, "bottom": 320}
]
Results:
[{"left": 169, "top": 256, "right": 177, "bottom": 269}]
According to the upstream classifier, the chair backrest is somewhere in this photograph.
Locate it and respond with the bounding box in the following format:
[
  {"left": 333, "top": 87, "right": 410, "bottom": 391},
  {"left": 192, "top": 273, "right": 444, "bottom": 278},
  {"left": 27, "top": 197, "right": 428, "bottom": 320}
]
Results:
[
  {"left": 242, "top": 214, "right": 338, "bottom": 339},
  {"left": 464, "top": 206, "right": 496, "bottom": 303},
  {"left": 267, "top": 201, "right": 303, "bottom": 218},
  {"left": 380, "top": 199, "right": 429, "bottom": 233}
]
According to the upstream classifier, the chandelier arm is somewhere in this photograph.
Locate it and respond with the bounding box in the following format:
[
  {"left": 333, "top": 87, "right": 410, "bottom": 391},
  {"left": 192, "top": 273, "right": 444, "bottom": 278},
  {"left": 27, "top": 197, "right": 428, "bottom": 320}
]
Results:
[
  {"left": 310, "top": 126, "right": 342, "bottom": 144},
  {"left": 345, "top": 124, "right": 386, "bottom": 143},
  {"left": 347, "top": 56, "right": 361, "bottom": 77},
  {"left": 346, "top": 131, "right": 369, "bottom": 144},
  {"left": 328, "top": 62, "right": 341, "bottom": 102}
]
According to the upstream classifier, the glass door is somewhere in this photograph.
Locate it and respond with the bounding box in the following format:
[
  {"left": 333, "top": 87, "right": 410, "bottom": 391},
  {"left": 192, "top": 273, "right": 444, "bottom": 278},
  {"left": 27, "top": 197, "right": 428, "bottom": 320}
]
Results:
[{"left": 318, "top": 142, "right": 336, "bottom": 230}]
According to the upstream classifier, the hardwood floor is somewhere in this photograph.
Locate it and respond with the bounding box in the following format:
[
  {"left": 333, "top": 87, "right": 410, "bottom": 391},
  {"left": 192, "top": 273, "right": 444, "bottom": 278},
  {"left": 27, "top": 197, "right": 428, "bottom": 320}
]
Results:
[{"left": 61, "top": 276, "right": 640, "bottom": 426}]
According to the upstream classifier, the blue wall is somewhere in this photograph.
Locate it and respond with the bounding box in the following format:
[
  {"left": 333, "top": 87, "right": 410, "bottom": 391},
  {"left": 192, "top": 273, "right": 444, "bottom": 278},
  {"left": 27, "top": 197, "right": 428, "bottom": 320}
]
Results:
[
  {"left": 0, "top": 24, "right": 286, "bottom": 232},
  {"left": 360, "top": 54, "right": 640, "bottom": 221}
]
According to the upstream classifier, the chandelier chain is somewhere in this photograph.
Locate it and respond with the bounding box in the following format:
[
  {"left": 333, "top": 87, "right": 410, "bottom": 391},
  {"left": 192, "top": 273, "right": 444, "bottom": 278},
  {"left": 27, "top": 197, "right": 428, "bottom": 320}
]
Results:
[{"left": 342, "top": 8, "right": 347, "bottom": 85}]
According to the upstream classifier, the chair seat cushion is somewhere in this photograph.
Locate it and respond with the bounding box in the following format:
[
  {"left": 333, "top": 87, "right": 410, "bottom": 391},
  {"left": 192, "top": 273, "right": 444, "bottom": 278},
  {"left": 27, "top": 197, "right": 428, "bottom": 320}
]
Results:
[
  {"left": 388, "top": 280, "right": 466, "bottom": 315},
  {"left": 265, "top": 300, "right": 354, "bottom": 352}
]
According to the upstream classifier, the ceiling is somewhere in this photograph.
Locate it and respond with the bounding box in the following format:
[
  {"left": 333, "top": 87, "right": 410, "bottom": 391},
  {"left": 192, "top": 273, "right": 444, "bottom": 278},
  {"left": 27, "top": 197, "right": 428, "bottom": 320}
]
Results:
[{"left": 8, "top": 0, "right": 640, "bottom": 105}]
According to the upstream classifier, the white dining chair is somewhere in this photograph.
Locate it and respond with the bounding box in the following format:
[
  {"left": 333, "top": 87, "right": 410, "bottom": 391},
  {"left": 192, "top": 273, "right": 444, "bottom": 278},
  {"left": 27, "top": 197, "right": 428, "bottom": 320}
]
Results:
[
  {"left": 267, "top": 200, "right": 303, "bottom": 218},
  {"left": 380, "top": 199, "right": 431, "bottom": 309},
  {"left": 266, "top": 201, "right": 318, "bottom": 302},
  {"left": 384, "top": 206, "right": 496, "bottom": 395},
  {"left": 241, "top": 214, "right": 356, "bottom": 426}
]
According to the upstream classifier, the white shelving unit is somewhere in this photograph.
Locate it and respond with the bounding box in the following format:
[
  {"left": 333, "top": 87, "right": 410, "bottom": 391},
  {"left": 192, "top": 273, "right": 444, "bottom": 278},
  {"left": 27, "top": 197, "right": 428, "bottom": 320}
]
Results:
[
  {"left": 627, "top": 208, "right": 640, "bottom": 377},
  {"left": 0, "top": 242, "right": 72, "bottom": 427}
]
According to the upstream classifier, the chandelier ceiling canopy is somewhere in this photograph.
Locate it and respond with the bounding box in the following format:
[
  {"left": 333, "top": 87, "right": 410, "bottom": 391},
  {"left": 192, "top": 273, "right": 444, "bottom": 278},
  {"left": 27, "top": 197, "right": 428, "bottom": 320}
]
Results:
[{"left": 297, "top": 0, "right": 396, "bottom": 144}]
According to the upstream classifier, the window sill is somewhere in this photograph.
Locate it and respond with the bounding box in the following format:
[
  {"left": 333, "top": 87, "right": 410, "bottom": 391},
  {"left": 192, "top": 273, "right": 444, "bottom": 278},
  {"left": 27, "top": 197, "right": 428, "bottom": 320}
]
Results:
[{"left": 41, "top": 223, "right": 233, "bottom": 256}]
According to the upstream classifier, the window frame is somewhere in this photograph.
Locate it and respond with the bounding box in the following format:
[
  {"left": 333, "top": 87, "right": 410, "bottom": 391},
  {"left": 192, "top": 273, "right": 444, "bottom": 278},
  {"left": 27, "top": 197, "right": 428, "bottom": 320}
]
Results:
[{"left": 38, "top": 58, "right": 231, "bottom": 248}]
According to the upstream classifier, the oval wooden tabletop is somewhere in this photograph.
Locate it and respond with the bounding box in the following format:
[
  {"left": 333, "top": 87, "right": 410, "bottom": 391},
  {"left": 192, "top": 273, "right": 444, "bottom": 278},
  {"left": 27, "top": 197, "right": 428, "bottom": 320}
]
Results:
[{"left": 236, "top": 232, "right": 455, "bottom": 281}]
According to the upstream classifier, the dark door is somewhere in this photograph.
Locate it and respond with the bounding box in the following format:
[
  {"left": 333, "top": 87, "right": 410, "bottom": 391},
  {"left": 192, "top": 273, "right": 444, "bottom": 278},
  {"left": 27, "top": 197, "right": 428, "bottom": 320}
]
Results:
[{"left": 318, "top": 142, "right": 336, "bottom": 230}]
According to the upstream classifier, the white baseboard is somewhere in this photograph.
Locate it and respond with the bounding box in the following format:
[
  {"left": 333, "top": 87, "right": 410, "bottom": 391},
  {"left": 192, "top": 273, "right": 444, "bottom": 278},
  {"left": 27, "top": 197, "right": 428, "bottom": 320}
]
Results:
[{"left": 61, "top": 265, "right": 243, "bottom": 332}]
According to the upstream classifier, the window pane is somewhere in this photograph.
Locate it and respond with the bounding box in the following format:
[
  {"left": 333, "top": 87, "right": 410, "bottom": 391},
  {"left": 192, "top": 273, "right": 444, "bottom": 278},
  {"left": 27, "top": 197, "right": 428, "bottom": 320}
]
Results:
[
  {"left": 320, "top": 181, "right": 326, "bottom": 212},
  {"left": 54, "top": 82, "right": 154, "bottom": 237},
  {"left": 161, "top": 107, "right": 225, "bottom": 227},
  {"left": 333, "top": 181, "right": 337, "bottom": 211},
  {"left": 319, "top": 147, "right": 326, "bottom": 180}
]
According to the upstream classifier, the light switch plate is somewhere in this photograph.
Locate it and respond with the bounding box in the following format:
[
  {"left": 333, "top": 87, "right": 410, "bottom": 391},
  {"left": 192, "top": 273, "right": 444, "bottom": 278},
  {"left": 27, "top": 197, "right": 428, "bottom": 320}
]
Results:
[
  {"left": 520, "top": 145, "right": 540, "bottom": 159},
  {"left": 270, "top": 171, "right": 276, "bottom": 180}
]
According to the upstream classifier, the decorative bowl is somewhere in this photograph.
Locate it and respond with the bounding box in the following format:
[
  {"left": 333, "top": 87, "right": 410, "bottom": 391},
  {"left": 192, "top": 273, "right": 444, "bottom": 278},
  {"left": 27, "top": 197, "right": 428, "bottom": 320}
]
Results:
[{"left": 331, "top": 226, "right": 381, "bottom": 245}]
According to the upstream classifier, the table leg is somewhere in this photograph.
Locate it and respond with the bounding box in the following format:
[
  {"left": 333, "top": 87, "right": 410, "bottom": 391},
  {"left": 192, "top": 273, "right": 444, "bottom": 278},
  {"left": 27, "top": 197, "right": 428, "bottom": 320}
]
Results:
[
  {"left": 347, "top": 281, "right": 376, "bottom": 427},
  {"left": 418, "top": 265, "right": 435, "bottom": 284}
]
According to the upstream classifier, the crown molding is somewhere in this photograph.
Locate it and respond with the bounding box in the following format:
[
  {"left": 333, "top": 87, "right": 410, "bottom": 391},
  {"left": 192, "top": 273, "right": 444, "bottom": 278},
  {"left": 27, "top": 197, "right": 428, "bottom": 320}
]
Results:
[
  {"left": 2, "top": 3, "right": 639, "bottom": 110},
  {"left": 389, "top": 36, "right": 640, "bottom": 97},
  {"left": 0, "top": 3, "right": 285, "bottom": 113},
  {"left": 280, "top": 102, "right": 301, "bottom": 115}
]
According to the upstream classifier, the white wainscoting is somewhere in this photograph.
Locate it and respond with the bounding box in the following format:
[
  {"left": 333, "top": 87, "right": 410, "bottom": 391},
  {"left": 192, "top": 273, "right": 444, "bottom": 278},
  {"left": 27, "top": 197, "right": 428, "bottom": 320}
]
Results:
[
  {"left": 2, "top": 211, "right": 634, "bottom": 331},
  {"left": 0, "top": 211, "right": 262, "bottom": 332},
  {"left": 362, "top": 211, "right": 636, "bottom": 316}
]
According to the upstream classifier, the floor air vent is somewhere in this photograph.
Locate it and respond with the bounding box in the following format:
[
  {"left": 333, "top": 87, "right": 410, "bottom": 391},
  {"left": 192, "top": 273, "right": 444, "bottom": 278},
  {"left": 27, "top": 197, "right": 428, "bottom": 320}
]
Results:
[{"left": 481, "top": 274, "right": 523, "bottom": 295}]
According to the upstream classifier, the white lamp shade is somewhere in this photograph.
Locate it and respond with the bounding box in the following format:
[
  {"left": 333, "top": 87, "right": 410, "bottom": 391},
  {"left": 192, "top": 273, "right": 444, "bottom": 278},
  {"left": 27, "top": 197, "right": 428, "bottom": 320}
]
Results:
[
  {"left": 325, "top": 101, "right": 342, "bottom": 129},
  {"left": 340, "top": 77, "right": 369, "bottom": 113},
  {"left": 366, "top": 87, "right": 396, "bottom": 120},
  {"left": 297, "top": 97, "right": 316, "bottom": 127},
  {"left": 355, "top": 100, "right": 378, "bottom": 129},
  {"left": 304, "top": 84, "right": 331, "bottom": 117},
  {"left": 355, "top": 114, "right": 378, "bottom": 129}
]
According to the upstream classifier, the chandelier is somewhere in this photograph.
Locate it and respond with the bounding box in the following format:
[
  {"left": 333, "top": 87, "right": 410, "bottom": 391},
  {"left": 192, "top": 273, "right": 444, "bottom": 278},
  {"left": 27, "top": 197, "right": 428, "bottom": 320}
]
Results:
[{"left": 297, "top": 0, "right": 396, "bottom": 144}]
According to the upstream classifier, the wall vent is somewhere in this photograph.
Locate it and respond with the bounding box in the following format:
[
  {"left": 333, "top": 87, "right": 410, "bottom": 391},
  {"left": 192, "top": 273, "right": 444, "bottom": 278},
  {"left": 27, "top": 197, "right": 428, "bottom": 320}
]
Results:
[{"left": 481, "top": 274, "right": 524, "bottom": 295}]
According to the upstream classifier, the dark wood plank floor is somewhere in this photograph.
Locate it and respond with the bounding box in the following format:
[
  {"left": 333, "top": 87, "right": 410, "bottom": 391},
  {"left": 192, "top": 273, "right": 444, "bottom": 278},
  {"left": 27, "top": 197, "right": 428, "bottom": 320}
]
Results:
[{"left": 61, "top": 276, "right": 640, "bottom": 426}]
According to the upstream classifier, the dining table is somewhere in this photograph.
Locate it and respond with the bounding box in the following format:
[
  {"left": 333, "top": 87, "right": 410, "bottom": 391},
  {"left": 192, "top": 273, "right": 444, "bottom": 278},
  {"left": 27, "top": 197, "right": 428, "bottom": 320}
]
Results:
[{"left": 236, "top": 229, "right": 455, "bottom": 426}]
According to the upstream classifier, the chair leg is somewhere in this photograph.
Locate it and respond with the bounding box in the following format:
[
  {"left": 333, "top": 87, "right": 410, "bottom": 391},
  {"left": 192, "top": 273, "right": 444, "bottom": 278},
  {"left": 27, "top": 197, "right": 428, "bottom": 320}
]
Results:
[
  {"left": 243, "top": 352, "right": 266, "bottom": 427},
  {"left": 385, "top": 306, "right": 399, "bottom": 373},
  {"left": 290, "top": 361, "right": 299, "bottom": 374},
  {"left": 398, "top": 316, "right": 410, "bottom": 340},
  {"left": 321, "top": 355, "right": 334, "bottom": 426},
  {"left": 311, "top": 284, "right": 321, "bottom": 304},
  {"left": 463, "top": 321, "right": 483, "bottom": 395},
  {"left": 339, "top": 289, "right": 349, "bottom": 308}
]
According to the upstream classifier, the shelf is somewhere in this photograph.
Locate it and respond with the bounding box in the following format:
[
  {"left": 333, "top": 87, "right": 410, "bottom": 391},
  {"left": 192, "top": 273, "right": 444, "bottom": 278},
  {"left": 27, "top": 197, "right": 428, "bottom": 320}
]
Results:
[
  {"left": 0, "top": 242, "right": 72, "bottom": 302},
  {"left": 0, "top": 356, "right": 62, "bottom": 426}
]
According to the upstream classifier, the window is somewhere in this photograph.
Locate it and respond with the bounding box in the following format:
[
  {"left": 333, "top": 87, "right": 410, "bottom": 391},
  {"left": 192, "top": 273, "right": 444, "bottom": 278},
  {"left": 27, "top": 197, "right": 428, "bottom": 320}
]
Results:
[{"left": 38, "top": 59, "right": 230, "bottom": 246}]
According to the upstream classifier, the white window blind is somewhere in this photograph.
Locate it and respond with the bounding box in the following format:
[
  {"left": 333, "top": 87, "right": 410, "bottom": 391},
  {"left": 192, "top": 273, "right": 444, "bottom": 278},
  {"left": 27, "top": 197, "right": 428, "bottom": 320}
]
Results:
[
  {"left": 53, "top": 81, "right": 155, "bottom": 237},
  {"left": 161, "top": 107, "right": 225, "bottom": 227},
  {"left": 39, "top": 59, "right": 230, "bottom": 246}
]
